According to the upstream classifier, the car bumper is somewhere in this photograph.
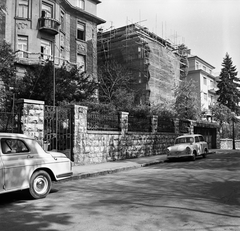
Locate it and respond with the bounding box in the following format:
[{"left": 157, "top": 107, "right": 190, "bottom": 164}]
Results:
[{"left": 167, "top": 153, "right": 194, "bottom": 159}]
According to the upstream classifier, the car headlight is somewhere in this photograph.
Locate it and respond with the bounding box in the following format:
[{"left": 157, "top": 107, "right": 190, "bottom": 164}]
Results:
[
  {"left": 166, "top": 148, "right": 170, "bottom": 155},
  {"left": 186, "top": 147, "right": 191, "bottom": 154}
]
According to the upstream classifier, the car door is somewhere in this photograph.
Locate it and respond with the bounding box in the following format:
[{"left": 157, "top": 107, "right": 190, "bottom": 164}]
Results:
[
  {"left": 198, "top": 135, "right": 206, "bottom": 154},
  {"left": 0, "top": 154, "right": 4, "bottom": 193},
  {"left": 194, "top": 136, "right": 201, "bottom": 155},
  {"left": 0, "top": 138, "right": 38, "bottom": 191}
]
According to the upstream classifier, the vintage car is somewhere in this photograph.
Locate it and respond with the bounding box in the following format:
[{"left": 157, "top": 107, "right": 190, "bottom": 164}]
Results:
[
  {"left": 166, "top": 134, "right": 208, "bottom": 161},
  {"left": 0, "top": 133, "right": 73, "bottom": 199}
]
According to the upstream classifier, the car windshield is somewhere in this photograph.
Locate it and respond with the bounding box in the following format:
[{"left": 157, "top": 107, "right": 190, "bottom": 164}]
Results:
[{"left": 175, "top": 137, "right": 193, "bottom": 144}]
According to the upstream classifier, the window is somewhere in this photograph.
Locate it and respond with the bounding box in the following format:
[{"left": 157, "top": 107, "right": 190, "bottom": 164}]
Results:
[
  {"left": 77, "top": 21, "right": 85, "bottom": 40},
  {"left": 198, "top": 136, "right": 204, "bottom": 142},
  {"left": 77, "top": 0, "right": 85, "bottom": 9},
  {"left": 195, "top": 136, "right": 200, "bottom": 143},
  {"left": 41, "top": 2, "right": 53, "bottom": 18},
  {"left": 204, "top": 92, "right": 207, "bottom": 101},
  {"left": 60, "top": 11, "right": 65, "bottom": 32},
  {"left": 1, "top": 139, "right": 29, "bottom": 154},
  {"left": 203, "top": 77, "right": 207, "bottom": 85},
  {"left": 41, "top": 39, "right": 52, "bottom": 60},
  {"left": 195, "top": 61, "right": 199, "bottom": 70},
  {"left": 210, "top": 80, "right": 214, "bottom": 88},
  {"left": 17, "top": 36, "right": 28, "bottom": 58},
  {"left": 18, "top": 0, "right": 29, "bottom": 18},
  {"left": 77, "top": 54, "right": 86, "bottom": 72}
]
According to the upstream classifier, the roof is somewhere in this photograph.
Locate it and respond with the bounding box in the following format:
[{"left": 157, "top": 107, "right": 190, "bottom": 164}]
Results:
[
  {"left": 188, "top": 56, "right": 215, "bottom": 69},
  {"left": 0, "top": 133, "right": 34, "bottom": 140},
  {"left": 62, "top": 0, "right": 105, "bottom": 25},
  {"left": 177, "top": 134, "right": 203, "bottom": 138}
]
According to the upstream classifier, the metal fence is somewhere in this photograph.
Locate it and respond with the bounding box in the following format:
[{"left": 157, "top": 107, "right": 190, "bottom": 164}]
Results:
[
  {"left": 0, "top": 111, "right": 21, "bottom": 133},
  {"left": 44, "top": 106, "right": 73, "bottom": 156},
  {"left": 128, "top": 114, "right": 151, "bottom": 132},
  {"left": 157, "top": 117, "right": 175, "bottom": 133},
  {"left": 87, "top": 112, "right": 120, "bottom": 131},
  {"left": 179, "top": 119, "right": 191, "bottom": 133}
]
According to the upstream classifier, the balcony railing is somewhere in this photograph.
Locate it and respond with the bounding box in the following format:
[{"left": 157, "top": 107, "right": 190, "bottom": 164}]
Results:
[{"left": 38, "top": 17, "right": 60, "bottom": 35}]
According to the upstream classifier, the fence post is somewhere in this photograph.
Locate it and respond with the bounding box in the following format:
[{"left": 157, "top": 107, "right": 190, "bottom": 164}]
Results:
[
  {"left": 174, "top": 118, "right": 180, "bottom": 134},
  {"left": 70, "top": 105, "right": 88, "bottom": 164},
  {"left": 151, "top": 115, "right": 158, "bottom": 133},
  {"left": 119, "top": 112, "right": 129, "bottom": 135},
  {"left": 16, "top": 99, "right": 45, "bottom": 145}
]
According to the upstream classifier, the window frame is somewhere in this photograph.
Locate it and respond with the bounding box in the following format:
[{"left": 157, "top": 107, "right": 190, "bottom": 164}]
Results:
[
  {"left": 17, "top": 35, "right": 28, "bottom": 58},
  {"left": 17, "top": 0, "right": 29, "bottom": 18},
  {"left": 77, "top": 0, "right": 85, "bottom": 10},
  {"left": 76, "top": 21, "right": 86, "bottom": 41},
  {"left": 40, "top": 39, "right": 53, "bottom": 60},
  {"left": 41, "top": 1, "right": 54, "bottom": 18},
  {"left": 77, "top": 54, "right": 86, "bottom": 72},
  {"left": 60, "top": 10, "right": 65, "bottom": 32}
]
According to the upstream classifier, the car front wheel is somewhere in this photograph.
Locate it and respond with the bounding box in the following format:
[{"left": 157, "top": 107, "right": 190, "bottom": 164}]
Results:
[
  {"left": 29, "top": 171, "right": 52, "bottom": 199},
  {"left": 202, "top": 149, "right": 208, "bottom": 158}
]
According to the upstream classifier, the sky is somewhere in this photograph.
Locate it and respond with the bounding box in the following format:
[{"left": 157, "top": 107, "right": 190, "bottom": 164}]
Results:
[{"left": 97, "top": 0, "right": 240, "bottom": 75}]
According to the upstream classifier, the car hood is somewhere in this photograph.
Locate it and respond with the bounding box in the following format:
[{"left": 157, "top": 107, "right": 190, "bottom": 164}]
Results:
[
  {"left": 168, "top": 144, "right": 189, "bottom": 152},
  {"left": 47, "top": 151, "right": 68, "bottom": 159}
]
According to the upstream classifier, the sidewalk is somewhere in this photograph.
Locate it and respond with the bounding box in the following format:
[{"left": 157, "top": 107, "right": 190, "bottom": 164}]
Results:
[
  {"left": 70, "top": 149, "right": 238, "bottom": 180},
  {"left": 71, "top": 154, "right": 167, "bottom": 180}
]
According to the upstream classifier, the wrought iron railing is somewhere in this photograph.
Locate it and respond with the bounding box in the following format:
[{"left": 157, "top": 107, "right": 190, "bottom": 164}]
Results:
[
  {"left": 44, "top": 106, "right": 73, "bottom": 153},
  {"left": 128, "top": 114, "right": 151, "bottom": 132},
  {"left": 179, "top": 119, "right": 190, "bottom": 133},
  {"left": 157, "top": 117, "right": 175, "bottom": 133},
  {"left": 0, "top": 112, "right": 20, "bottom": 133},
  {"left": 87, "top": 112, "right": 120, "bottom": 131},
  {"left": 38, "top": 17, "right": 60, "bottom": 35}
]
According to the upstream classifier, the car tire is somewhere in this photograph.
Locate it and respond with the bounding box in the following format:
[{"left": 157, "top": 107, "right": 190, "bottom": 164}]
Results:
[
  {"left": 202, "top": 149, "right": 208, "bottom": 158},
  {"left": 190, "top": 154, "right": 196, "bottom": 161},
  {"left": 29, "top": 170, "right": 52, "bottom": 199}
]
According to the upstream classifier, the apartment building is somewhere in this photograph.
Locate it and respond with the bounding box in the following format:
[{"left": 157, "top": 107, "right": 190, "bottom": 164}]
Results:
[
  {"left": 186, "top": 56, "right": 218, "bottom": 115},
  {"left": 97, "top": 24, "right": 181, "bottom": 106},
  {"left": 0, "top": 0, "right": 105, "bottom": 79}
]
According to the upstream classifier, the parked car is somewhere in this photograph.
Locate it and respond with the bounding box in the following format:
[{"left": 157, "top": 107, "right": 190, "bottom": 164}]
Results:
[
  {"left": 166, "top": 134, "right": 208, "bottom": 161},
  {"left": 0, "top": 133, "right": 73, "bottom": 199}
]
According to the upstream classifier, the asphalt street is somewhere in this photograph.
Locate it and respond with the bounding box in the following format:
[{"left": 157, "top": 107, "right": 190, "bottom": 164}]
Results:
[{"left": 0, "top": 151, "right": 240, "bottom": 231}]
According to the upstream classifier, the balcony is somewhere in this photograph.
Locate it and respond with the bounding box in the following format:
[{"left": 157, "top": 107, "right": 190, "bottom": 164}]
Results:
[{"left": 38, "top": 17, "right": 60, "bottom": 35}]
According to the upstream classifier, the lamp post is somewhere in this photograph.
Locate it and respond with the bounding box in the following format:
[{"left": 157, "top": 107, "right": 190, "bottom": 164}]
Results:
[
  {"left": 53, "top": 39, "right": 56, "bottom": 107},
  {"left": 231, "top": 112, "right": 236, "bottom": 150}
]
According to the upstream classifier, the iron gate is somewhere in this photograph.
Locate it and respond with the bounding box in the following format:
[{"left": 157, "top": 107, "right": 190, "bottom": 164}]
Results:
[{"left": 44, "top": 105, "right": 73, "bottom": 160}]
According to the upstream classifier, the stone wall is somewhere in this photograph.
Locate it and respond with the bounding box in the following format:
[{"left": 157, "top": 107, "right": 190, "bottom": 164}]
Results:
[
  {"left": 72, "top": 105, "right": 179, "bottom": 165},
  {"left": 220, "top": 138, "right": 240, "bottom": 149}
]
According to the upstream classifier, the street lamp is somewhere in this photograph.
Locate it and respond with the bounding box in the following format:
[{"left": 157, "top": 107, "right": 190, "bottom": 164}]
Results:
[{"left": 231, "top": 112, "right": 236, "bottom": 150}]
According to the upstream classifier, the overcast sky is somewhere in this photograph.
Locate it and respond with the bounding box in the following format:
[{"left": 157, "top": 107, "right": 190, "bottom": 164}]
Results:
[{"left": 97, "top": 0, "right": 240, "bottom": 75}]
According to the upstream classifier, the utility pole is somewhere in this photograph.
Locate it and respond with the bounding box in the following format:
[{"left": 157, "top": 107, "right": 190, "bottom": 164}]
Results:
[{"left": 53, "top": 39, "right": 55, "bottom": 107}]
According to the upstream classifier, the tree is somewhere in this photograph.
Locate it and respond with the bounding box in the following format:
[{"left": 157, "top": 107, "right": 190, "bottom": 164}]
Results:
[
  {"left": 0, "top": 41, "right": 16, "bottom": 111},
  {"left": 174, "top": 79, "right": 200, "bottom": 120},
  {"left": 216, "top": 53, "right": 240, "bottom": 114},
  {"left": 16, "top": 61, "right": 98, "bottom": 105},
  {"left": 98, "top": 60, "right": 135, "bottom": 108}
]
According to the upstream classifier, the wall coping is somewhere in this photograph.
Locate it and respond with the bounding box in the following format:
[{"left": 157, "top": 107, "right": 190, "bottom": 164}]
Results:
[
  {"left": 16, "top": 98, "right": 45, "bottom": 105},
  {"left": 87, "top": 130, "right": 121, "bottom": 135}
]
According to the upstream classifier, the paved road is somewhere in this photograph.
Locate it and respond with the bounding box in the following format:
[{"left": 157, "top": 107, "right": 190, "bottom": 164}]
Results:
[{"left": 0, "top": 152, "right": 240, "bottom": 231}]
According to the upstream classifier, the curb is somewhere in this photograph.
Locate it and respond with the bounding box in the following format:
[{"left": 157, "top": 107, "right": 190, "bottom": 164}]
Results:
[{"left": 69, "top": 159, "right": 166, "bottom": 181}]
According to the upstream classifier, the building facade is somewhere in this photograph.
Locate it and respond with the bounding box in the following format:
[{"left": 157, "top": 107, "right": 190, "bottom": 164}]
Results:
[
  {"left": 97, "top": 24, "right": 181, "bottom": 106},
  {"left": 0, "top": 0, "right": 105, "bottom": 80},
  {"left": 186, "top": 56, "right": 218, "bottom": 116}
]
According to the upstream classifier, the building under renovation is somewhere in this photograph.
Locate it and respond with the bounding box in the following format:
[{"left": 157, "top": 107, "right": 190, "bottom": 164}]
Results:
[{"left": 97, "top": 23, "right": 186, "bottom": 106}]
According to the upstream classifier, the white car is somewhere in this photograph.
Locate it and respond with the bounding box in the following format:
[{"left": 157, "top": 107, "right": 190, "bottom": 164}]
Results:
[
  {"left": 167, "top": 134, "right": 209, "bottom": 161},
  {"left": 0, "top": 133, "right": 73, "bottom": 199}
]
